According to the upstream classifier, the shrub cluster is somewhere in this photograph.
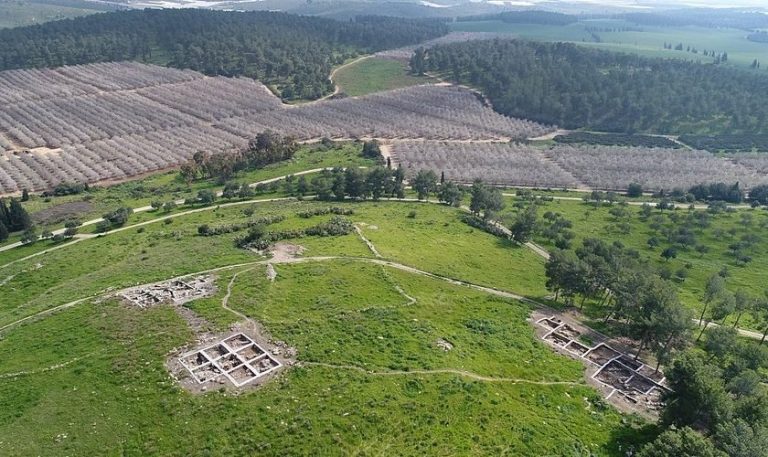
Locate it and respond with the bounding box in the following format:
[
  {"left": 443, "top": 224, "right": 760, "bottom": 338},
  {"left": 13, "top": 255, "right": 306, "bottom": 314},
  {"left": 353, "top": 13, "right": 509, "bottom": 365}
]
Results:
[
  {"left": 235, "top": 216, "right": 354, "bottom": 249},
  {"left": 96, "top": 206, "right": 133, "bottom": 232},
  {"left": 197, "top": 215, "right": 286, "bottom": 236},
  {"left": 296, "top": 207, "right": 354, "bottom": 218},
  {"left": 461, "top": 214, "right": 509, "bottom": 239},
  {"left": 44, "top": 181, "right": 88, "bottom": 197}
]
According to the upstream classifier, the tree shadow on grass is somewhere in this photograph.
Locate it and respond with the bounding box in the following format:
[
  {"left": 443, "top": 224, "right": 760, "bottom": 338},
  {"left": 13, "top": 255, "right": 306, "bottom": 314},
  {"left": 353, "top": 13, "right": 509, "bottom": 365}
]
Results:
[
  {"left": 494, "top": 237, "right": 522, "bottom": 250},
  {"left": 605, "top": 420, "right": 659, "bottom": 456}
]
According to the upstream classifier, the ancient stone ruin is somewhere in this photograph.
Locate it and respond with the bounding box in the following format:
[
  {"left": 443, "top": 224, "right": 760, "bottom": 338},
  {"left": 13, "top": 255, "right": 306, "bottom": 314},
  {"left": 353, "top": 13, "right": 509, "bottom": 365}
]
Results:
[
  {"left": 178, "top": 333, "right": 282, "bottom": 388},
  {"left": 120, "top": 275, "right": 216, "bottom": 308},
  {"left": 535, "top": 315, "right": 668, "bottom": 414}
]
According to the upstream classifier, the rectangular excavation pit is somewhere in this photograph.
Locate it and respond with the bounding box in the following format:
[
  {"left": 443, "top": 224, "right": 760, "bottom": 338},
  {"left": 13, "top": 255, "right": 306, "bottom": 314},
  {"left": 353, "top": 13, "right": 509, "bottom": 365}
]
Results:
[
  {"left": 557, "top": 324, "right": 580, "bottom": 339},
  {"left": 177, "top": 332, "right": 284, "bottom": 389},
  {"left": 617, "top": 389, "right": 641, "bottom": 404},
  {"left": 121, "top": 275, "right": 216, "bottom": 308},
  {"left": 216, "top": 353, "right": 243, "bottom": 371},
  {"left": 618, "top": 355, "right": 642, "bottom": 371},
  {"left": 229, "top": 365, "right": 257, "bottom": 384},
  {"left": 192, "top": 364, "right": 223, "bottom": 383},
  {"left": 538, "top": 317, "right": 562, "bottom": 330},
  {"left": 637, "top": 365, "right": 665, "bottom": 382},
  {"left": 252, "top": 357, "right": 280, "bottom": 373},
  {"left": 204, "top": 344, "right": 230, "bottom": 360},
  {"left": 595, "top": 360, "right": 635, "bottom": 390},
  {"left": 171, "top": 280, "right": 194, "bottom": 290},
  {"left": 645, "top": 388, "right": 665, "bottom": 407},
  {"left": 183, "top": 352, "right": 211, "bottom": 369},
  {"left": 586, "top": 344, "right": 621, "bottom": 366},
  {"left": 544, "top": 332, "right": 571, "bottom": 347},
  {"left": 566, "top": 340, "right": 590, "bottom": 356},
  {"left": 225, "top": 334, "right": 254, "bottom": 350},
  {"left": 237, "top": 344, "right": 266, "bottom": 361},
  {"left": 628, "top": 374, "right": 658, "bottom": 395}
]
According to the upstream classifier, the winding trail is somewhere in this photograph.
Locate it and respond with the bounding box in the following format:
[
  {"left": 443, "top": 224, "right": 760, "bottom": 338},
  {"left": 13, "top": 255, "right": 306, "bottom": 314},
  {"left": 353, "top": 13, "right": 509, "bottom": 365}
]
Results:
[
  {"left": 220, "top": 266, "right": 258, "bottom": 323},
  {"left": 0, "top": 197, "right": 292, "bottom": 270},
  {"left": 354, "top": 224, "right": 382, "bottom": 258},
  {"left": 0, "top": 168, "right": 340, "bottom": 256},
  {"left": 0, "top": 260, "right": 265, "bottom": 334},
  {"left": 0, "top": 296, "right": 96, "bottom": 333},
  {"left": 0, "top": 356, "right": 87, "bottom": 379},
  {"left": 313, "top": 55, "right": 372, "bottom": 103}
]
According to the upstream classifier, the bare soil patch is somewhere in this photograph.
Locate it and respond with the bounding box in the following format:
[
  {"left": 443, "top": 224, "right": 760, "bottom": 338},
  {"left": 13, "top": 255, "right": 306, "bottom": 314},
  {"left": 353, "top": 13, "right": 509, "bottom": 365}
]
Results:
[{"left": 268, "top": 243, "right": 305, "bottom": 263}]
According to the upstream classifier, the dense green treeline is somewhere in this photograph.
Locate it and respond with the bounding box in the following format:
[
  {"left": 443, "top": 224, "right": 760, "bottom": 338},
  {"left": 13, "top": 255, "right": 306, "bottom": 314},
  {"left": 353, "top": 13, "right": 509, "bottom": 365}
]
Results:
[
  {"left": 415, "top": 39, "right": 768, "bottom": 135},
  {"left": 679, "top": 134, "right": 768, "bottom": 152},
  {"left": 0, "top": 9, "right": 447, "bottom": 100}
]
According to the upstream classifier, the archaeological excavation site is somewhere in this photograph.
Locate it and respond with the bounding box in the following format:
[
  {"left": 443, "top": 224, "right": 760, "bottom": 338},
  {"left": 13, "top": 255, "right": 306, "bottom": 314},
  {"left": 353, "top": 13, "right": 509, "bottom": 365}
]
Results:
[
  {"left": 177, "top": 333, "right": 282, "bottom": 389},
  {"left": 116, "top": 273, "right": 293, "bottom": 392},
  {"left": 533, "top": 312, "right": 668, "bottom": 416},
  {"left": 119, "top": 275, "right": 216, "bottom": 308}
]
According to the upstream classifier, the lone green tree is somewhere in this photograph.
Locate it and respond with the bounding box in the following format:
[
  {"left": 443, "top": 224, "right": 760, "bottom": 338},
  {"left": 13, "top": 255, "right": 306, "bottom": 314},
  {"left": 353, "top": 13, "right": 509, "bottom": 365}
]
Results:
[
  {"left": 437, "top": 182, "right": 462, "bottom": 207},
  {"left": 469, "top": 180, "right": 504, "bottom": 220},
  {"left": 412, "top": 169, "right": 438, "bottom": 201},
  {"left": 8, "top": 198, "right": 31, "bottom": 232},
  {"left": 699, "top": 274, "right": 726, "bottom": 327},
  {"left": 510, "top": 206, "right": 537, "bottom": 242}
]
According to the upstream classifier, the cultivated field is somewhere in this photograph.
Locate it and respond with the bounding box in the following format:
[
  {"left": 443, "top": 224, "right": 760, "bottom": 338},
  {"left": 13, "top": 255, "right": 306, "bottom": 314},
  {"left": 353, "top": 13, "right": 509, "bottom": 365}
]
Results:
[
  {"left": 220, "top": 85, "right": 547, "bottom": 141},
  {"left": 331, "top": 57, "right": 433, "bottom": 97},
  {"left": 391, "top": 141, "right": 581, "bottom": 188},
  {"left": 547, "top": 145, "right": 768, "bottom": 191},
  {"left": 391, "top": 142, "right": 768, "bottom": 191},
  {"left": 0, "top": 62, "right": 549, "bottom": 194}
]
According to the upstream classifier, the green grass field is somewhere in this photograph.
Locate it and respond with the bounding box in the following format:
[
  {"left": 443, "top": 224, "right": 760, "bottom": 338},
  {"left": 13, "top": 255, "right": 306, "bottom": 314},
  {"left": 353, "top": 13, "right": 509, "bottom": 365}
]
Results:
[
  {"left": 451, "top": 19, "right": 768, "bottom": 70},
  {"left": 0, "top": 285, "right": 639, "bottom": 455},
  {"left": 0, "top": 190, "right": 648, "bottom": 455},
  {"left": 333, "top": 57, "right": 435, "bottom": 97},
  {"left": 0, "top": 1, "right": 99, "bottom": 28}
]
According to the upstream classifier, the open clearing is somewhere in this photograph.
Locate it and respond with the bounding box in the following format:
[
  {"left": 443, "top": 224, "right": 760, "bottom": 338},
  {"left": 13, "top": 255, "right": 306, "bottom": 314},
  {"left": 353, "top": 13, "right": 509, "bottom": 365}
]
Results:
[{"left": 331, "top": 57, "right": 435, "bottom": 97}]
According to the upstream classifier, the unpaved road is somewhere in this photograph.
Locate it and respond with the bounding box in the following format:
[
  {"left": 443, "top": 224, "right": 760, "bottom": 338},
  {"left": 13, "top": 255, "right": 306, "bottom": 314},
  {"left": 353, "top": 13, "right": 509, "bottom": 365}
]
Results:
[{"left": 313, "top": 55, "right": 372, "bottom": 103}]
